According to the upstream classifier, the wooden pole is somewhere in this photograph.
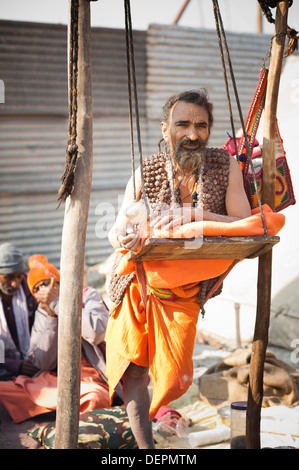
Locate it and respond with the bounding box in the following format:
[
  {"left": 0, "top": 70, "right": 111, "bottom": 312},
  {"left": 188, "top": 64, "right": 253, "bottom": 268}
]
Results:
[
  {"left": 173, "top": 0, "right": 191, "bottom": 24},
  {"left": 257, "top": 3, "right": 263, "bottom": 33},
  {"left": 246, "top": 0, "right": 288, "bottom": 449},
  {"left": 234, "top": 302, "right": 241, "bottom": 349},
  {"left": 54, "top": 0, "right": 93, "bottom": 449}
]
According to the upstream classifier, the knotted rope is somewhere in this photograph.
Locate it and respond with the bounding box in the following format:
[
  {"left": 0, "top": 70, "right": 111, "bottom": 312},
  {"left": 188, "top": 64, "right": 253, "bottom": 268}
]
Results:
[{"left": 57, "top": 0, "right": 79, "bottom": 207}]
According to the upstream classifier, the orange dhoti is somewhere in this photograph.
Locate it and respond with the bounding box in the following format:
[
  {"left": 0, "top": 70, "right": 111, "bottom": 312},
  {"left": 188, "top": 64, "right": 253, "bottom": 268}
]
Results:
[{"left": 106, "top": 278, "right": 202, "bottom": 420}]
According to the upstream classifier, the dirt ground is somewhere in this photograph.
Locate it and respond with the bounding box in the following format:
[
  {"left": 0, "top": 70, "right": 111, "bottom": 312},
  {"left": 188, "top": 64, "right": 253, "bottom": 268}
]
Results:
[{"left": 0, "top": 405, "right": 56, "bottom": 449}]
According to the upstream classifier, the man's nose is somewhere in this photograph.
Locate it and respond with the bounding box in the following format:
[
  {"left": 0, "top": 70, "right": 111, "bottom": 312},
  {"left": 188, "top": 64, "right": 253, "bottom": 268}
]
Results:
[
  {"left": 186, "top": 126, "right": 198, "bottom": 140},
  {"left": 10, "top": 277, "right": 20, "bottom": 288}
]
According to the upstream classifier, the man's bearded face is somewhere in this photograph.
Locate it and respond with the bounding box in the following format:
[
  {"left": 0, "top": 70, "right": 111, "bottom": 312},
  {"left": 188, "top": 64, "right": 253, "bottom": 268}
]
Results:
[
  {"left": 162, "top": 101, "right": 211, "bottom": 174},
  {"left": 0, "top": 283, "right": 19, "bottom": 295},
  {"left": 0, "top": 273, "right": 23, "bottom": 296}
]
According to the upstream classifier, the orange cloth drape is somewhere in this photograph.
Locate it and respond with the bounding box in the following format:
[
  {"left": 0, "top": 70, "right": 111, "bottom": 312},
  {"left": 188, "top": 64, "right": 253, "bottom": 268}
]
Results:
[
  {"left": 106, "top": 279, "right": 201, "bottom": 420},
  {"left": 105, "top": 205, "right": 285, "bottom": 419},
  {"left": 0, "top": 356, "right": 110, "bottom": 423}
]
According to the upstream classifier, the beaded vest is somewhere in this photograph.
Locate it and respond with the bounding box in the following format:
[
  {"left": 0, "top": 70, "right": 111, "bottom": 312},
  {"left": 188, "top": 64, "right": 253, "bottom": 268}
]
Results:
[{"left": 109, "top": 148, "right": 230, "bottom": 307}]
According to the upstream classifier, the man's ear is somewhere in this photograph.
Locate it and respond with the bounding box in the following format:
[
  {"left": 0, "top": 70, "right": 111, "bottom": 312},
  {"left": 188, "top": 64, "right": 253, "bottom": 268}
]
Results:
[{"left": 161, "top": 121, "right": 169, "bottom": 142}]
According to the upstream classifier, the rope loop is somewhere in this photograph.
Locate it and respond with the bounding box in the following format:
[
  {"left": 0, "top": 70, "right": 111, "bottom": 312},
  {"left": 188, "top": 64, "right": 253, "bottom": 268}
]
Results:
[{"left": 57, "top": 0, "right": 79, "bottom": 207}]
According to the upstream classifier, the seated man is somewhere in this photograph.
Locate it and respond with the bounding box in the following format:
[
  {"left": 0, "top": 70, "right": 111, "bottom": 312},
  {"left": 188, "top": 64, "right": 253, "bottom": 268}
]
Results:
[
  {"left": 0, "top": 257, "right": 122, "bottom": 423},
  {"left": 105, "top": 89, "right": 252, "bottom": 448},
  {"left": 0, "top": 243, "right": 39, "bottom": 380}
]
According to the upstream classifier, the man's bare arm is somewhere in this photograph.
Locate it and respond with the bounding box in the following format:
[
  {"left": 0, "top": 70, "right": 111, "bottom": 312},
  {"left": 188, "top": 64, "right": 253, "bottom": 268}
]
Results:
[
  {"left": 108, "top": 168, "right": 142, "bottom": 250},
  {"left": 224, "top": 155, "right": 251, "bottom": 219}
]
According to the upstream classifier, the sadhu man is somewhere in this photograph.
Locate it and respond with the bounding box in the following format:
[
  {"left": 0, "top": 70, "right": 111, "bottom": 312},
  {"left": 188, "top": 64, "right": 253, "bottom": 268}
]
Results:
[{"left": 105, "top": 89, "right": 252, "bottom": 448}]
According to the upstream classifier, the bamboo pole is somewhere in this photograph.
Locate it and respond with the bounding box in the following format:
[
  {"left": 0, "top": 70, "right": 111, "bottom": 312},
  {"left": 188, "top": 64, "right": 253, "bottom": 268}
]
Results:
[
  {"left": 246, "top": 0, "right": 288, "bottom": 449},
  {"left": 54, "top": 0, "right": 93, "bottom": 449},
  {"left": 173, "top": 0, "right": 191, "bottom": 24},
  {"left": 257, "top": 3, "right": 263, "bottom": 33}
]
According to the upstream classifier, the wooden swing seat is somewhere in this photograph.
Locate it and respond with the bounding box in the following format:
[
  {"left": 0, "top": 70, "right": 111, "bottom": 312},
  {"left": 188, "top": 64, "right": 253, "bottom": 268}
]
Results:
[{"left": 128, "top": 235, "right": 279, "bottom": 261}]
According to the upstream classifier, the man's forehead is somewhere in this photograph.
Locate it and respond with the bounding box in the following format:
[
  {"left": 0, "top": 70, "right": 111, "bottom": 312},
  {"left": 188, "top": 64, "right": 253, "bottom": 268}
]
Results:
[
  {"left": 169, "top": 101, "right": 209, "bottom": 123},
  {"left": 0, "top": 272, "right": 23, "bottom": 279}
]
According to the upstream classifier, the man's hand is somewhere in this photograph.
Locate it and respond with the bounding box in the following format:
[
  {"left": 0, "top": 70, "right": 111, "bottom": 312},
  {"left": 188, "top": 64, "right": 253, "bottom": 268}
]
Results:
[
  {"left": 117, "top": 223, "right": 141, "bottom": 252},
  {"left": 19, "top": 359, "right": 40, "bottom": 377},
  {"left": 34, "top": 283, "right": 59, "bottom": 307},
  {"left": 150, "top": 206, "right": 199, "bottom": 230},
  {"left": 34, "top": 282, "right": 59, "bottom": 316}
]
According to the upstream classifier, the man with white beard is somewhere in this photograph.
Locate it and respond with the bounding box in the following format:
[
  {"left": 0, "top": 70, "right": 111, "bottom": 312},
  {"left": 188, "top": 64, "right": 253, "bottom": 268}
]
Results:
[{"left": 0, "top": 243, "right": 39, "bottom": 380}]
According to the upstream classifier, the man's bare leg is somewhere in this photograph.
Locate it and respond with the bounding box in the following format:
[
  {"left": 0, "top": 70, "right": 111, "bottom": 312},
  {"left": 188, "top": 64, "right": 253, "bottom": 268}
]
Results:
[{"left": 123, "top": 362, "right": 155, "bottom": 449}]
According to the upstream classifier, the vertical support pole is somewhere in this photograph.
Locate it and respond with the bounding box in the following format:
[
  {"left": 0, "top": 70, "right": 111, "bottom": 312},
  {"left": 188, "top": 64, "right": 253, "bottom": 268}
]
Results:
[
  {"left": 54, "top": 0, "right": 93, "bottom": 449},
  {"left": 173, "top": 0, "right": 191, "bottom": 24},
  {"left": 234, "top": 302, "right": 241, "bottom": 349},
  {"left": 246, "top": 0, "right": 288, "bottom": 449},
  {"left": 257, "top": 3, "right": 263, "bottom": 33}
]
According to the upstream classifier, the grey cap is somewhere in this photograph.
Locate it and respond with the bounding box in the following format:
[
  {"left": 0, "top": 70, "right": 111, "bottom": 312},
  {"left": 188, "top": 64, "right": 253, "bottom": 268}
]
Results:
[{"left": 0, "top": 243, "right": 25, "bottom": 275}]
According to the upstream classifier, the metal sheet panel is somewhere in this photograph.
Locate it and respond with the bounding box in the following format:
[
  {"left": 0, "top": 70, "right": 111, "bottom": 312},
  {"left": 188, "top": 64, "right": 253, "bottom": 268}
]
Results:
[
  {"left": 146, "top": 24, "right": 273, "bottom": 147},
  {"left": 0, "top": 114, "right": 148, "bottom": 267},
  {"left": 0, "top": 21, "right": 68, "bottom": 116},
  {"left": 0, "top": 20, "right": 146, "bottom": 117},
  {"left": 0, "top": 188, "right": 124, "bottom": 269},
  {"left": 0, "top": 20, "right": 147, "bottom": 268},
  {"left": 0, "top": 116, "right": 148, "bottom": 194}
]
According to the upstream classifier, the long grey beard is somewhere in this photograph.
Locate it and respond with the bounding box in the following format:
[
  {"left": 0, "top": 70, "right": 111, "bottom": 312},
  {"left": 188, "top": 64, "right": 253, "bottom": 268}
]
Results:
[{"left": 173, "top": 140, "right": 207, "bottom": 176}]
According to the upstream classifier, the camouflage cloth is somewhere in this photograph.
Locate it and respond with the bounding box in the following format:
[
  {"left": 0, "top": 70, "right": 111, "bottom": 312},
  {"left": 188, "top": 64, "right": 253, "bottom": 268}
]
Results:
[{"left": 29, "top": 406, "right": 138, "bottom": 449}]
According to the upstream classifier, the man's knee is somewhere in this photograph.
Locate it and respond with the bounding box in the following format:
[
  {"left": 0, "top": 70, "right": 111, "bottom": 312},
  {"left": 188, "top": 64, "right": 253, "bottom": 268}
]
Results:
[{"left": 124, "top": 362, "right": 149, "bottom": 381}]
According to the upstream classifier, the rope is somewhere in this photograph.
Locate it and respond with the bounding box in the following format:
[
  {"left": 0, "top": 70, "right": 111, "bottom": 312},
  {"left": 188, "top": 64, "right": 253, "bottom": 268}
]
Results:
[
  {"left": 263, "top": 29, "right": 299, "bottom": 68},
  {"left": 124, "top": 0, "right": 150, "bottom": 216},
  {"left": 212, "top": 2, "right": 238, "bottom": 160},
  {"left": 57, "top": 0, "right": 79, "bottom": 207},
  {"left": 124, "top": 0, "right": 136, "bottom": 200},
  {"left": 212, "top": 0, "right": 268, "bottom": 236}
]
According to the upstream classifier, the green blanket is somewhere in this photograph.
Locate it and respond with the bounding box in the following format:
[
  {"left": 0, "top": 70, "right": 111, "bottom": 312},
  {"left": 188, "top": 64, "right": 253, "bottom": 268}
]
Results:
[{"left": 29, "top": 406, "right": 137, "bottom": 449}]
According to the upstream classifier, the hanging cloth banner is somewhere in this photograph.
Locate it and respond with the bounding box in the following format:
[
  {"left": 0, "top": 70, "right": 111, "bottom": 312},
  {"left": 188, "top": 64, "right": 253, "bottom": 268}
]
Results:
[{"left": 223, "top": 68, "right": 296, "bottom": 212}]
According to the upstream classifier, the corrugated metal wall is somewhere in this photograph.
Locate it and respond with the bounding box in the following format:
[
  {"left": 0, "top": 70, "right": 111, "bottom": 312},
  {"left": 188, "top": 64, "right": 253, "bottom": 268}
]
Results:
[
  {"left": 146, "top": 24, "right": 273, "bottom": 150},
  {"left": 0, "top": 19, "right": 277, "bottom": 273},
  {"left": 0, "top": 20, "right": 147, "bottom": 269}
]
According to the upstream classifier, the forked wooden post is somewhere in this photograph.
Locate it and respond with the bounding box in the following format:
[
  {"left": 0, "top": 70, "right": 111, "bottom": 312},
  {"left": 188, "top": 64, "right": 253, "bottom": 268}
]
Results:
[
  {"left": 54, "top": 0, "right": 94, "bottom": 449},
  {"left": 246, "top": 0, "right": 289, "bottom": 449}
]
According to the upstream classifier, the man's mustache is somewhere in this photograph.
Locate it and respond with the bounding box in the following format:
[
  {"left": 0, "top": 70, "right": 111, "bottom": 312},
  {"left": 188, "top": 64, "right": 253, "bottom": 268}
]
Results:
[{"left": 177, "top": 137, "right": 206, "bottom": 149}]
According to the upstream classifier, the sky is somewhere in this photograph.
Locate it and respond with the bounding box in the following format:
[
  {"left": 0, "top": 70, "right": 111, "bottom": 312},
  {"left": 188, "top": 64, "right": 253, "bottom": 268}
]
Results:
[{"left": 1, "top": 0, "right": 299, "bottom": 35}]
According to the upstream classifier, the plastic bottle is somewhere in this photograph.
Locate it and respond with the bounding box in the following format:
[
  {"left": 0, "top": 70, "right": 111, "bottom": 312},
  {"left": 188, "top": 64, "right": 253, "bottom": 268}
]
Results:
[{"left": 230, "top": 401, "right": 247, "bottom": 449}]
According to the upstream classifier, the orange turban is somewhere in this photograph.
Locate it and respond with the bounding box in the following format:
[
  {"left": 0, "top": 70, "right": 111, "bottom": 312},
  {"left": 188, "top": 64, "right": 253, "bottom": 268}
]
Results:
[
  {"left": 27, "top": 262, "right": 60, "bottom": 295},
  {"left": 28, "top": 254, "right": 48, "bottom": 269}
]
